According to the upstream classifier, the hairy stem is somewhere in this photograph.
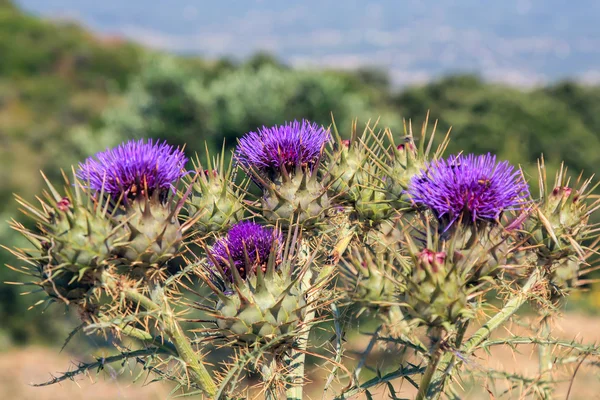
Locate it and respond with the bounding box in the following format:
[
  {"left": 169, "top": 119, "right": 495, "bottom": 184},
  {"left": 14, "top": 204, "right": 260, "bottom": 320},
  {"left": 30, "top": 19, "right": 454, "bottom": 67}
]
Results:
[{"left": 427, "top": 267, "right": 544, "bottom": 398}]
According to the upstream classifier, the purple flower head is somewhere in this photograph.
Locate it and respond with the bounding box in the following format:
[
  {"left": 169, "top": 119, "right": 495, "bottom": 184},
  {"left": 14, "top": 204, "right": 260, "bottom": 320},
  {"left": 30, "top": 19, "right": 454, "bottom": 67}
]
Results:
[
  {"left": 235, "top": 120, "right": 330, "bottom": 178},
  {"left": 77, "top": 139, "right": 187, "bottom": 201},
  {"left": 408, "top": 153, "right": 530, "bottom": 226},
  {"left": 210, "top": 221, "right": 282, "bottom": 281}
]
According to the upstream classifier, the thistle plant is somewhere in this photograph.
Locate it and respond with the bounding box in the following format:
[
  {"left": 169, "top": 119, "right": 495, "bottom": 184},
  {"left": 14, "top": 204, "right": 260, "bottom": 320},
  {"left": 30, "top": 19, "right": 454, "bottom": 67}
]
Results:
[{"left": 4, "top": 116, "right": 600, "bottom": 400}]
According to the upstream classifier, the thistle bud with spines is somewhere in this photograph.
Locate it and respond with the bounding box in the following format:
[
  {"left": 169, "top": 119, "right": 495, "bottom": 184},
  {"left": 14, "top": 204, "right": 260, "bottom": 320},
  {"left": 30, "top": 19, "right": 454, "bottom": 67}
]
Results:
[
  {"left": 7, "top": 170, "right": 122, "bottom": 305},
  {"left": 325, "top": 119, "right": 377, "bottom": 202},
  {"left": 186, "top": 146, "right": 245, "bottom": 236},
  {"left": 77, "top": 139, "right": 189, "bottom": 271},
  {"left": 402, "top": 231, "right": 473, "bottom": 332},
  {"left": 326, "top": 120, "right": 395, "bottom": 227},
  {"left": 236, "top": 120, "right": 331, "bottom": 228},
  {"left": 526, "top": 159, "right": 600, "bottom": 291},
  {"left": 339, "top": 239, "right": 407, "bottom": 317},
  {"left": 377, "top": 113, "right": 451, "bottom": 209},
  {"left": 196, "top": 222, "right": 315, "bottom": 348}
]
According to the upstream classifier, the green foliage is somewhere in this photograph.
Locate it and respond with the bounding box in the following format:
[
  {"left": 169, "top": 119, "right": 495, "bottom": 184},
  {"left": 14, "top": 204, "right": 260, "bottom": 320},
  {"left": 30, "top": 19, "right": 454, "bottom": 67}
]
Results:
[{"left": 99, "top": 55, "right": 401, "bottom": 154}]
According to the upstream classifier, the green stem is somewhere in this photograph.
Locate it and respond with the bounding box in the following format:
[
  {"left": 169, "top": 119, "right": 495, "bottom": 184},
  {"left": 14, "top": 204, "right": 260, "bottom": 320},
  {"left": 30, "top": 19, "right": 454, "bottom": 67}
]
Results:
[
  {"left": 121, "top": 287, "right": 217, "bottom": 397},
  {"left": 285, "top": 308, "right": 314, "bottom": 400},
  {"left": 262, "top": 359, "right": 280, "bottom": 400},
  {"left": 538, "top": 314, "right": 553, "bottom": 399},
  {"left": 285, "top": 227, "right": 355, "bottom": 400},
  {"left": 538, "top": 315, "right": 552, "bottom": 375},
  {"left": 463, "top": 268, "right": 543, "bottom": 353},
  {"left": 427, "top": 268, "right": 544, "bottom": 398},
  {"left": 416, "top": 348, "right": 443, "bottom": 400},
  {"left": 334, "top": 364, "right": 426, "bottom": 399},
  {"left": 116, "top": 320, "right": 178, "bottom": 355}
]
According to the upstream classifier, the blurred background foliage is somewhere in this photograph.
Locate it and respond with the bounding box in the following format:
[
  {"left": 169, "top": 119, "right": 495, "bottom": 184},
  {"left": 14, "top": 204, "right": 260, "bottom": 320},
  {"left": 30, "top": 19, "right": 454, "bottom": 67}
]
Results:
[{"left": 2, "top": 0, "right": 600, "bottom": 345}]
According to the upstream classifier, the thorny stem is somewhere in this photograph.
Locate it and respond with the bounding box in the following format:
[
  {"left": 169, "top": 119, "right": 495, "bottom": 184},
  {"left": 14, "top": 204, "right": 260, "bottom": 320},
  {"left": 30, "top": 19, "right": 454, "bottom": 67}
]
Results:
[
  {"left": 463, "top": 267, "right": 544, "bottom": 352},
  {"left": 106, "top": 317, "right": 178, "bottom": 355},
  {"left": 426, "top": 267, "right": 545, "bottom": 398},
  {"left": 285, "top": 301, "right": 314, "bottom": 399},
  {"left": 115, "top": 281, "right": 217, "bottom": 397},
  {"left": 160, "top": 297, "right": 217, "bottom": 397},
  {"left": 285, "top": 227, "right": 355, "bottom": 400},
  {"left": 334, "top": 364, "right": 426, "bottom": 399}
]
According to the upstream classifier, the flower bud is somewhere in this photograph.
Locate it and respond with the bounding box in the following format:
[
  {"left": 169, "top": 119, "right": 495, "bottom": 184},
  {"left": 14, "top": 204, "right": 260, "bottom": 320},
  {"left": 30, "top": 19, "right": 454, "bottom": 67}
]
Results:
[
  {"left": 77, "top": 139, "right": 188, "bottom": 269},
  {"left": 236, "top": 120, "right": 331, "bottom": 227},
  {"left": 202, "top": 222, "right": 310, "bottom": 346},
  {"left": 187, "top": 160, "right": 245, "bottom": 235}
]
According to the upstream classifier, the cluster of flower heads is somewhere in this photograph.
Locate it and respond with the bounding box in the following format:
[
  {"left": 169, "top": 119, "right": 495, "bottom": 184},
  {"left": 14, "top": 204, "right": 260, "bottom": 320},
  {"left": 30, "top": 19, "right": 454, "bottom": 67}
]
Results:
[
  {"left": 210, "top": 221, "right": 282, "bottom": 280},
  {"left": 235, "top": 120, "right": 330, "bottom": 175},
  {"left": 77, "top": 139, "right": 187, "bottom": 201},
  {"left": 408, "top": 153, "right": 530, "bottom": 225}
]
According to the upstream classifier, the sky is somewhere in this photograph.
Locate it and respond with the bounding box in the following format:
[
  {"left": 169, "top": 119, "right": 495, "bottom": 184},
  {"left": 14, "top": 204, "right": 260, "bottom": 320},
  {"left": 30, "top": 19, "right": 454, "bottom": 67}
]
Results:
[{"left": 16, "top": 0, "right": 600, "bottom": 86}]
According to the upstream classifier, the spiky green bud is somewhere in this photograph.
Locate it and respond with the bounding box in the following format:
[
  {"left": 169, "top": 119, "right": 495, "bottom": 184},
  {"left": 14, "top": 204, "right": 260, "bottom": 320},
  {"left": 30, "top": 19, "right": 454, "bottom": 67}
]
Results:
[
  {"left": 215, "top": 267, "right": 307, "bottom": 344},
  {"left": 187, "top": 162, "right": 245, "bottom": 235},
  {"left": 339, "top": 243, "right": 406, "bottom": 310},
  {"left": 403, "top": 248, "right": 472, "bottom": 330},
  {"left": 379, "top": 116, "right": 451, "bottom": 208},
  {"left": 114, "top": 197, "right": 182, "bottom": 269},
  {"left": 261, "top": 168, "right": 330, "bottom": 227},
  {"left": 9, "top": 172, "right": 120, "bottom": 305}
]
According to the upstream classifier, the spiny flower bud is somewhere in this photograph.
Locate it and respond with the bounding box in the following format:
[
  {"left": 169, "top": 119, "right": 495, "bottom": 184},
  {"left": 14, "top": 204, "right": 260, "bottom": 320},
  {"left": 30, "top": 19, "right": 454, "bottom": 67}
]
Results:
[
  {"left": 540, "top": 186, "right": 586, "bottom": 240},
  {"left": 326, "top": 131, "right": 372, "bottom": 202},
  {"left": 408, "top": 153, "right": 530, "bottom": 229},
  {"left": 186, "top": 155, "right": 245, "bottom": 236},
  {"left": 527, "top": 161, "right": 599, "bottom": 292},
  {"left": 339, "top": 239, "right": 406, "bottom": 305},
  {"left": 326, "top": 122, "right": 395, "bottom": 226},
  {"left": 9, "top": 172, "right": 121, "bottom": 305},
  {"left": 202, "top": 222, "right": 308, "bottom": 345},
  {"left": 403, "top": 245, "right": 472, "bottom": 331},
  {"left": 77, "top": 139, "right": 187, "bottom": 269},
  {"left": 377, "top": 116, "right": 450, "bottom": 208},
  {"left": 209, "top": 221, "right": 282, "bottom": 280},
  {"left": 417, "top": 249, "right": 447, "bottom": 273},
  {"left": 236, "top": 120, "right": 331, "bottom": 227}
]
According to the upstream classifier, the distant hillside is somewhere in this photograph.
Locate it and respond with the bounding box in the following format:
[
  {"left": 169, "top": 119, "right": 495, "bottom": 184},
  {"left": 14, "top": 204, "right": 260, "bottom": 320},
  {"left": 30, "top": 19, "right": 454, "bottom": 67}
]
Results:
[
  {"left": 0, "top": 0, "right": 142, "bottom": 206},
  {"left": 15, "top": 0, "right": 600, "bottom": 86},
  {"left": 0, "top": 1, "right": 148, "bottom": 344}
]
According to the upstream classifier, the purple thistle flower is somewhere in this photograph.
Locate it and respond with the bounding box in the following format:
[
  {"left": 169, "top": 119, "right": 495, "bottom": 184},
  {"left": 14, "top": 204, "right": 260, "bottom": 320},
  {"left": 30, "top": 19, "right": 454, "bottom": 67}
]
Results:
[
  {"left": 210, "top": 221, "right": 282, "bottom": 280},
  {"left": 408, "top": 153, "right": 530, "bottom": 226},
  {"left": 235, "top": 120, "right": 330, "bottom": 176},
  {"left": 77, "top": 139, "right": 187, "bottom": 200}
]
